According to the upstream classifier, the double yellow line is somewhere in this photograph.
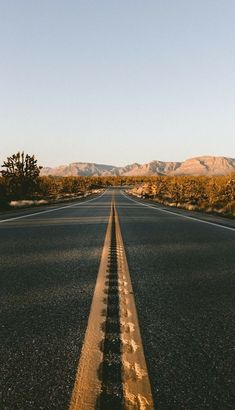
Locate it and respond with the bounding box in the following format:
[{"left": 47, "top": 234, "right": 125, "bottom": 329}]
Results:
[{"left": 69, "top": 195, "right": 154, "bottom": 409}]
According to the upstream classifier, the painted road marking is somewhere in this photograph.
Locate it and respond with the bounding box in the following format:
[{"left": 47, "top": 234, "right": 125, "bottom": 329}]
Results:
[
  {"left": 0, "top": 191, "right": 106, "bottom": 224},
  {"left": 69, "top": 199, "right": 154, "bottom": 409},
  {"left": 122, "top": 191, "right": 235, "bottom": 233}
]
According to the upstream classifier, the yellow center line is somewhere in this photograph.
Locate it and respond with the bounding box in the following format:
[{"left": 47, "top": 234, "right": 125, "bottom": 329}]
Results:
[{"left": 69, "top": 195, "right": 154, "bottom": 409}]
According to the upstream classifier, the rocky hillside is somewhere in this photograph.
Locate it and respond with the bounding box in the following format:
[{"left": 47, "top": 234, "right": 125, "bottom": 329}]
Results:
[
  {"left": 172, "top": 156, "right": 235, "bottom": 176},
  {"left": 41, "top": 163, "right": 115, "bottom": 177},
  {"left": 40, "top": 156, "right": 235, "bottom": 177}
]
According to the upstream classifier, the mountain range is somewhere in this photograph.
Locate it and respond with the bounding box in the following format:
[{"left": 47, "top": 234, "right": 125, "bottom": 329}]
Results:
[{"left": 40, "top": 156, "right": 235, "bottom": 177}]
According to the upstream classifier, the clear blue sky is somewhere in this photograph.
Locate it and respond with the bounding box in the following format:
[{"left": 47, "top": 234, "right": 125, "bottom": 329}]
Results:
[{"left": 1, "top": 0, "right": 235, "bottom": 167}]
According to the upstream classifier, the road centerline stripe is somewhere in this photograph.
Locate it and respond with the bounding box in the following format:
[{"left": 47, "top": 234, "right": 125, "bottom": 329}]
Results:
[{"left": 69, "top": 197, "right": 154, "bottom": 409}]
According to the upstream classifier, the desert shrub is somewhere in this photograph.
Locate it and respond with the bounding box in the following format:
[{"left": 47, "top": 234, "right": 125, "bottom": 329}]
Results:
[{"left": 130, "top": 174, "right": 235, "bottom": 216}]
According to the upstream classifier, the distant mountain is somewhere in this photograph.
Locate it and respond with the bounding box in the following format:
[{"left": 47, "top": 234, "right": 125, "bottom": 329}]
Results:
[
  {"left": 40, "top": 156, "right": 235, "bottom": 177},
  {"left": 171, "top": 156, "right": 235, "bottom": 176},
  {"left": 120, "top": 161, "right": 181, "bottom": 176},
  {"left": 41, "top": 162, "right": 116, "bottom": 177}
]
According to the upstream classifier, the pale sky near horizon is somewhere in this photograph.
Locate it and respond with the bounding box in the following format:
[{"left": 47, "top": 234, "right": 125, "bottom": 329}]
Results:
[{"left": 1, "top": 0, "right": 235, "bottom": 167}]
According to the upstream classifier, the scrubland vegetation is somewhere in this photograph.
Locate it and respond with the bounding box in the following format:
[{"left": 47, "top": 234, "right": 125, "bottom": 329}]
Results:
[
  {"left": 1, "top": 173, "right": 234, "bottom": 217},
  {"left": 129, "top": 175, "right": 235, "bottom": 217},
  {"left": 0, "top": 175, "right": 101, "bottom": 209},
  {"left": 0, "top": 152, "right": 234, "bottom": 216},
  {"left": 0, "top": 152, "right": 103, "bottom": 209},
  {"left": 0, "top": 174, "right": 142, "bottom": 208}
]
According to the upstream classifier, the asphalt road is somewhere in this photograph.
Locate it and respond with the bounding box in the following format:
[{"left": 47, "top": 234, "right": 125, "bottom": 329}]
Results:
[{"left": 0, "top": 190, "right": 234, "bottom": 409}]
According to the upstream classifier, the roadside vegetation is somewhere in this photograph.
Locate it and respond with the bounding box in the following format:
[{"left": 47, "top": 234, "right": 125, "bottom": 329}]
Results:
[
  {"left": 128, "top": 175, "right": 235, "bottom": 217},
  {"left": 0, "top": 152, "right": 103, "bottom": 210},
  {"left": 1, "top": 152, "right": 234, "bottom": 216},
  {"left": 0, "top": 152, "right": 148, "bottom": 210}
]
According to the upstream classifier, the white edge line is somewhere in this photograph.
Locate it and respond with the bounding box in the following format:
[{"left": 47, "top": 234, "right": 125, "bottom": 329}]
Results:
[
  {"left": 122, "top": 191, "right": 235, "bottom": 232},
  {"left": 0, "top": 191, "right": 106, "bottom": 223}
]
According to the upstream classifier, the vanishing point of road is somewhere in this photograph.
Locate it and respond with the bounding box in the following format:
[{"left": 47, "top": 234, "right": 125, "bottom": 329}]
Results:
[{"left": 0, "top": 190, "right": 234, "bottom": 409}]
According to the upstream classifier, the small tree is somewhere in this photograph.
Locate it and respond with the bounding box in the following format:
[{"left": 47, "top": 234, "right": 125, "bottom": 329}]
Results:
[{"left": 1, "top": 151, "right": 42, "bottom": 198}]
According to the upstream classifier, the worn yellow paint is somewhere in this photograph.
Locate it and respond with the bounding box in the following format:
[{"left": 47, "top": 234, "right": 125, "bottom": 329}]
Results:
[{"left": 69, "top": 195, "right": 154, "bottom": 409}]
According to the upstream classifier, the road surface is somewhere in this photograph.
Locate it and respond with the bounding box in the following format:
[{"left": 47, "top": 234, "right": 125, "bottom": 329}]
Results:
[{"left": 0, "top": 190, "right": 234, "bottom": 409}]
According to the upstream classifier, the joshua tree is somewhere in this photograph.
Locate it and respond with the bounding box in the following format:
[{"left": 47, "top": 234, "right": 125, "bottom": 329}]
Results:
[{"left": 1, "top": 151, "right": 42, "bottom": 198}]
